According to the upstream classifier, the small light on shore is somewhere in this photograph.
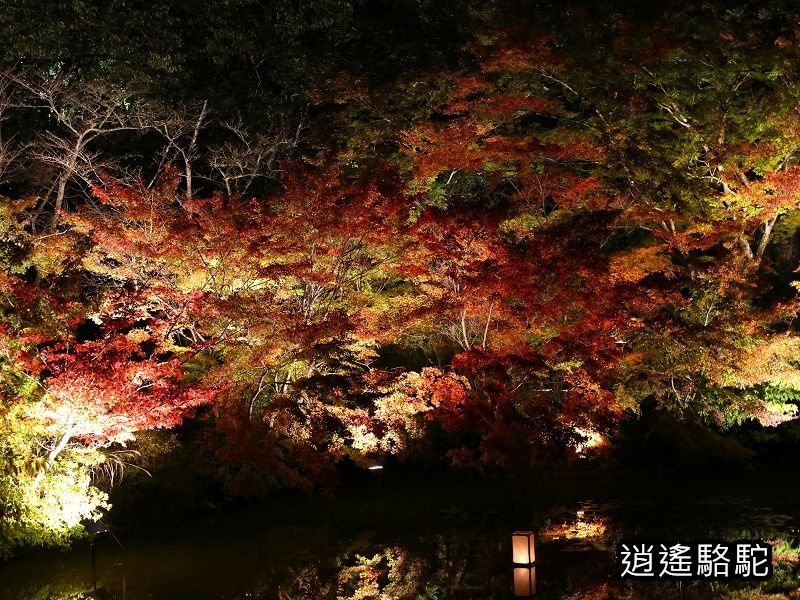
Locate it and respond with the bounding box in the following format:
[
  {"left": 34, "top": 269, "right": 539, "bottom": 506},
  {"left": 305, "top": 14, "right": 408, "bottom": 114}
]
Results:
[
  {"left": 512, "top": 531, "right": 536, "bottom": 596},
  {"left": 368, "top": 465, "right": 384, "bottom": 470},
  {"left": 512, "top": 531, "right": 536, "bottom": 565}
]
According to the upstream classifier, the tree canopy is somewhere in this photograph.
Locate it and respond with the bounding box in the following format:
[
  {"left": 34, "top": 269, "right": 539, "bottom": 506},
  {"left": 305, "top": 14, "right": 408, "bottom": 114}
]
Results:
[{"left": 3, "top": 0, "right": 800, "bottom": 555}]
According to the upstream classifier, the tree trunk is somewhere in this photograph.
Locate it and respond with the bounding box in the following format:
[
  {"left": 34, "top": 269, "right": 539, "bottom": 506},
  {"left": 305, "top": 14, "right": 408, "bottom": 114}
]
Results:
[{"left": 49, "top": 174, "right": 69, "bottom": 231}]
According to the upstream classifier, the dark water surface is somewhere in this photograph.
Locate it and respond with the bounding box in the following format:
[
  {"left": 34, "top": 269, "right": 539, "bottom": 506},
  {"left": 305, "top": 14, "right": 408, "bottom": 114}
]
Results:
[{"left": 2, "top": 470, "right": 799, "bottom": 599}]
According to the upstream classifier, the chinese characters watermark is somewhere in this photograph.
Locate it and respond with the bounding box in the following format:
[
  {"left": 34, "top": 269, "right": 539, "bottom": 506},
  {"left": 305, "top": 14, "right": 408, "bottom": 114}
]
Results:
[{"left": 618, "top": 541, "right": 772, "bottom": 580}]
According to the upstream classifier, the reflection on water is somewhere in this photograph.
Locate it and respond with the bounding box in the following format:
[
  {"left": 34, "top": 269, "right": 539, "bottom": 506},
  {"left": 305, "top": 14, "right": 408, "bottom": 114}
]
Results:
[
  {"left": 513, "top": 566, "right": 537, "bottom": 597},
  {"left": 1, "top": 472, "right": 800, "bottom": 599}
]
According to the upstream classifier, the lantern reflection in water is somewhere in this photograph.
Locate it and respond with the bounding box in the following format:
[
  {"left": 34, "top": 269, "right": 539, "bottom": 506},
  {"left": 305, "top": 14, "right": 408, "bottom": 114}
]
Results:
[{"left": 513, "top": 566, "right": 536, "bottom": 597}]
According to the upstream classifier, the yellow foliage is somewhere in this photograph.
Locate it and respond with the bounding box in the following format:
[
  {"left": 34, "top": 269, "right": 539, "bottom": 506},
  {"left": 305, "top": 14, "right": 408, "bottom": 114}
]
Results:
[
  {"left": 608, "top": 245, "right": 674, "bottom": 283},
  {"left": 541, "top": 511, "right": 609, "bottom": 540},
  {"left": 724, "top": 336, "right": 800, "bottom": 389}
]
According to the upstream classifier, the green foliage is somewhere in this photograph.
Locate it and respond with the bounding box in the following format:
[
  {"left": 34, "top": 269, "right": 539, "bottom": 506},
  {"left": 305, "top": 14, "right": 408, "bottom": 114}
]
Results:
[
  {"left": 0, "top": 450, "right": 109, "bottom": 558},
  {"left": 0, "top": 355, "right": 108, "bottom": 558},
  {"left": 763, "top": 383, "right": 800, "bottom": 405}
]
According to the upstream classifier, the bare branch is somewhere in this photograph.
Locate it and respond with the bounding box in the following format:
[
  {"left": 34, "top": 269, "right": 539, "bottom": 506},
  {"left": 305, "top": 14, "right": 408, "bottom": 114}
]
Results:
[
  {"left": 151, "top": 100, "right": 211, "bottom": 200},
  {"left": 208, "top": 108, "right": 305, "bottom": 197},
  {"left": 4, "top": 71, "right": 152, "bottom": 230}
]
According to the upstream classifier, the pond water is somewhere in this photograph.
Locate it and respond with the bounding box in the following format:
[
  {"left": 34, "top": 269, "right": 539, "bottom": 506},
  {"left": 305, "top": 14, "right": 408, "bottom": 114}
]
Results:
[{"left": 1, "top": 469, "right": 799, "bottom": 599}]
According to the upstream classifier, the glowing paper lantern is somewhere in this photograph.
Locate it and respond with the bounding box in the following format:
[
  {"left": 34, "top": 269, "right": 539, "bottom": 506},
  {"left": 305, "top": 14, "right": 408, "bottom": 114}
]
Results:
[
  {"left": 513, "top": 566, "right": 536, "bottom": 597},
  {"left": 512, "top": 531, "right": 536, "bottom": 565}
]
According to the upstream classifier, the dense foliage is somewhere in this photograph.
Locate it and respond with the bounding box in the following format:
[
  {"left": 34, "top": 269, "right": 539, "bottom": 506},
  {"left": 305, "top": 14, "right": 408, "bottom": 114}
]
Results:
[{"left": 3, "top": 0, "right": 800, "bottom": 555}]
